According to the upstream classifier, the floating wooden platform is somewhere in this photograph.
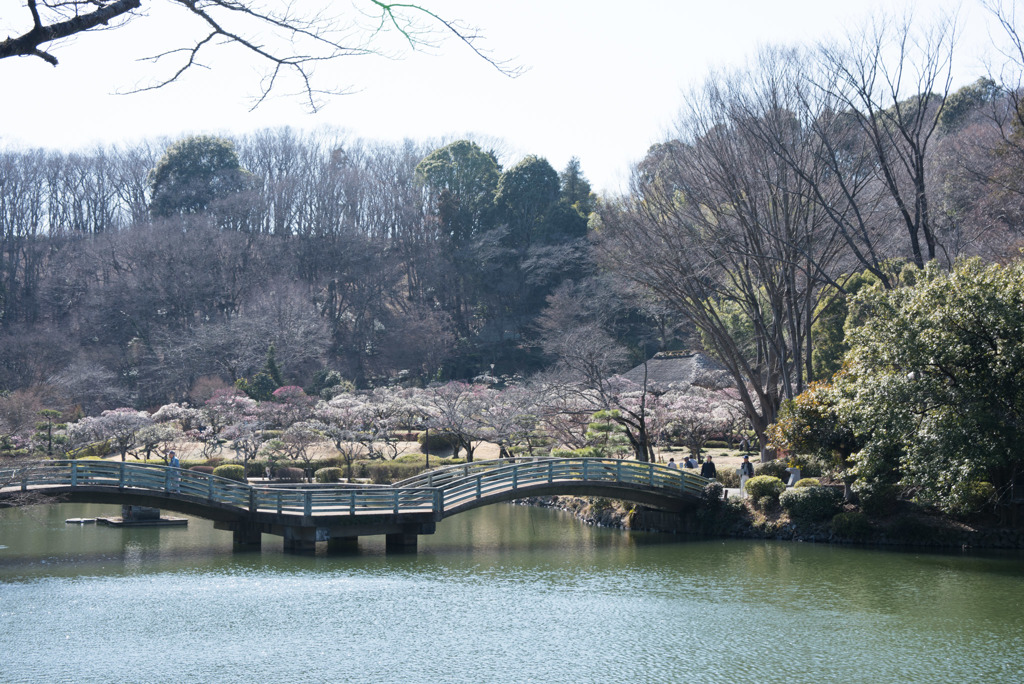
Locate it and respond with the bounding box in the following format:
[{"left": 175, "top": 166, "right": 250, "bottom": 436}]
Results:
[
  {"left": 65, "top": 518, "right": 97, "bottom": 524},
  {"left": 95, "top": 516, "right": 188, "bottom": 527}
]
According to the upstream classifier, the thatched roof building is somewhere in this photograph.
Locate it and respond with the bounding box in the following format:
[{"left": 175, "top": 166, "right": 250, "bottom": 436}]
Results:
[{"left": 619, "top": 350, "right": 733, "bottom": 389}]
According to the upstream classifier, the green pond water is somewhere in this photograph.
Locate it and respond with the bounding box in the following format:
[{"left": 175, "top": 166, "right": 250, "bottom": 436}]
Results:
[{"left": 1, "top": 502, "right": 1022, "bottom": 683}]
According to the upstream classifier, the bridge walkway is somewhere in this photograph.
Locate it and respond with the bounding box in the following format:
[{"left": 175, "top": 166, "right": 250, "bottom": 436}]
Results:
[{"left": 1, "top": 458, "right": 710, "bottom": 552}]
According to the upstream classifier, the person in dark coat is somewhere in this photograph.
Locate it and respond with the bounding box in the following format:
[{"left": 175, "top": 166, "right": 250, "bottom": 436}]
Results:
[
  {"left": 700, "top": 455, "right": 716, "bottom": 479},
  {"left": 739, "top": 455, "right": 755, "bottom": 497}
]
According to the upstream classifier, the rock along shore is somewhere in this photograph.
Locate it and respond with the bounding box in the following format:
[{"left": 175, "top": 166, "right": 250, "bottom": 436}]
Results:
[{"left": 515, "top": 495, "right": 1024, "bottom": 550}]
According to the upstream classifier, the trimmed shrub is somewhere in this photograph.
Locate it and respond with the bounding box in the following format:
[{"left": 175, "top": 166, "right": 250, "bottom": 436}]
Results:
[
  {"left": 705, "top": 440, "right": 731, "bottom": 449},
  {"left": 315, "top": 467, "right": 343, "bottom": 483},
  {"left": 832, "top": 511, "right": 872, "bottom": 540},
  {"left": 793, "top": 477, "right": 820, "bottom": 488},
  {"left": 190, "top": 465, "right": 215, "bottom": 474},
  {"left": 276, "top": 467, "right": 305, "bottom": 482},
  {"left": 745, "top": 475, "right": 786, "bottom": 508},
  {"left": 756, "top": 458, "right": 824, "bottom": 480},
  {"left": 366, "top": 461, "right": 422, "bottom": 484},
  {"left": 245, "top": 461, "right": 269, "bottom": 478},
  {"left": 213, "top": 464, "right": 246, "bottom": 482},
  {"left": 754, "top": 459, "right": 789, "bottom": 479},
  {"left": 417, "top": 430, "right": 460, "bottom": 453},
  {"left": 702, "top": 480, "right": 724, "bottom": 505},
  {"left": 780, "top": 486, "right": 840, "bottom": 521},
  {"left": 393, "top": 431, "right": 420, "bottom": 442},
  {"left": 716, "top": 467, "right": 740, "bottom": 488},
  {"left": 757, "top": 458, "right": 825, "bottom": 481},
  {"left": 394, "top": 453, "right": 464, "bottom": 468},
  {"left": 799, "top": 462, "right": 822, "bottom": 478}
]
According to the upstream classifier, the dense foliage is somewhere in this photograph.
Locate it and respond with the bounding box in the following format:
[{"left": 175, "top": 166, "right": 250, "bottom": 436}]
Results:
[
  {"left": 779, "top": 486, "right": 841, "bottom": 522},
  {"left": 832, "top": 260, "right": 1024, "bottom": 515}
]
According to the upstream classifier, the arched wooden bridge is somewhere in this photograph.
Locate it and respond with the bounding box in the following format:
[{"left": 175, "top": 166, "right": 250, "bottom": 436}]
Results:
[{"left": 0, "top": 458, "right": 710, "bottom": 552}]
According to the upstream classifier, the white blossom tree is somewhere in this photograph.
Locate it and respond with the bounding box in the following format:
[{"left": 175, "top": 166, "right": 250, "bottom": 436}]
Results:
[
  {"left": 422, "top": 381, "right": 490, "bottom": 462},
  {"left": 67, "top": 407, "right": 153, "bottom": 461},
  {"left": 662, "top": 386, "right": 745, "bottom": 461},
  {"left": 476, "top": 384, "right": 545, "bottom": 458},
  {"left": 312, "top": 393, "right": 370, "bottom": 477}
]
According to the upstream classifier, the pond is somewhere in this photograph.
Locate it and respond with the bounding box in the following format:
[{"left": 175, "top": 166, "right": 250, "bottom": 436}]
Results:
[{"left": 1, "top": 502, "right": 1022, "bottom": 683}]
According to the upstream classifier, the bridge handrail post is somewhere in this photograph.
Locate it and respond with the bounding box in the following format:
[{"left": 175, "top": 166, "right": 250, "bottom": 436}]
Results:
[
  {"left": 277, "top": 491, "right": 283, "bottom": 515},
  {"left": 249, "top": 488, "right": 257, "bottom": 514},
  {"left": 583, "top": 459, "right": 588, "bottom": 481},
  {"left": 476, "top": 474, "right": 482, "bottom": 500},
  {"left": 394, "top": 489, "right": 400, "bottom": 515},
  {"left": 512, "top": 464, "right": 518, "bottom": 490},
  {"left": 71, "top": 461, "right": 78, "bottom": 488},
  {"left": 616, "top": 460, "right": 622, "bottom": 483},
  {"left": 208, "top": 474, "right": 214, "bottom": 500},
  {"left": 435, "top": 488, "right": 444, "bottom": 515},
  {"left": 547, "top": 460, "right": 553, "bottom": 484},
  {"left": 350, "top": 491, "right": 356, "bottom": 515},
  {"left": 304, "top": 491, "right": 312, "bottom": 517},
  {"left": 119, "top": 462, "right": 125, "bottom": 489},
  {"left": 649, "top": 462, "right": 654, "bottom": 487}
]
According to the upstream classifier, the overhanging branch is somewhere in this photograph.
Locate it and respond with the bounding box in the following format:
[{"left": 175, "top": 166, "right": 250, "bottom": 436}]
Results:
[{"left": 0, "top": 0, "right": 142, "bottom": 65}]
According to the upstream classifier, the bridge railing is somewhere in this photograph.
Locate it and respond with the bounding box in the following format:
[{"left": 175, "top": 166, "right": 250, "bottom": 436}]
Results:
[
  {"left": 251, "top": 486, "right": 438, "bottom": 517},
  {"left": 397, "top": 457, "right": 709, "bottom": 512},
  {"left": 0, "top": 460, "right": 254, "bottom": 507},
  {"left": 3, "top": 458, "right": 707, "bottom": 519},
  {"left": 0, "top": 460, "right": 442, "bottom": 518},
  {"left": 394, "top": 457, "right": 536, "bottom": 489}
]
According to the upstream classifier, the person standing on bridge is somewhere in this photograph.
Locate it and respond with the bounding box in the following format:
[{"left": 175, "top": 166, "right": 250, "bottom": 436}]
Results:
[
  {"left": 700, "top": 455, "right": 716, "bottom": 480},
  {"left": 169, "top": 450, "right": 181, "bottom": 492}
]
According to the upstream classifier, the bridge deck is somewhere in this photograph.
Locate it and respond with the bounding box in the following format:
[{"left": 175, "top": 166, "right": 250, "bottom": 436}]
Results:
[{"left": 1, "top": 458, "right": 710, "bottom": 550}]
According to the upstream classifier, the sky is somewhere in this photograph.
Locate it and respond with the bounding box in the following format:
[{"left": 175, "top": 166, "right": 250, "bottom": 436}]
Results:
[{"left": 0, "top": 0, "right": 1004, "bottom": 195}]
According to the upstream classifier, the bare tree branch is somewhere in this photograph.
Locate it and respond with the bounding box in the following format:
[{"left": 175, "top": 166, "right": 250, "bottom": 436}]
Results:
[
  {"left": 0, "top": 1, "right": 519, "bottom": 111},
  {"left": 0, "top": 0, "right": 142, "bottom": 65}
]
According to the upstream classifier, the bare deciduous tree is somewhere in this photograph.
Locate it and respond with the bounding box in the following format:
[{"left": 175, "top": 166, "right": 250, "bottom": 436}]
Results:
[
  {"left": 814, "top": 10, "right": 958, "bottom": 270},
  {"left": 600, "top": 50, "right": 848, "bottom": 458}
]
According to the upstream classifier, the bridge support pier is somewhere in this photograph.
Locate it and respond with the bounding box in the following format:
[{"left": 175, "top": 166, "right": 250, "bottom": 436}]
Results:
[
  {"left": 385, "top": 532, "right": 418, "bottom": 553},
  {"left": 232, "top": 524, "right": 263, "bottom": 549},
  {"left": 283, "top": 527, "right": 318, "bottom": 554},
  {"left": 327, "top": 536, "right": 358, "bottom": 553}
]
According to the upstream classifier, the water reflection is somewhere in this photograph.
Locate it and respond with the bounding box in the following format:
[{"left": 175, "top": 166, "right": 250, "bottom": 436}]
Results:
[{"left": 1, "top": 502, "right": 1023, "bottom": 684}]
